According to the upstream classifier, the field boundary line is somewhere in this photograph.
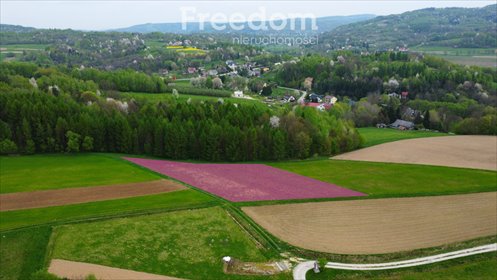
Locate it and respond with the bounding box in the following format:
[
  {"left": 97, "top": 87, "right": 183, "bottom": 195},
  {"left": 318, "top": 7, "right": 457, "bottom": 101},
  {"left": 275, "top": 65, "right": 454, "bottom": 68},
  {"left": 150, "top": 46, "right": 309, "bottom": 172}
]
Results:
[
  {"left": 0, "top": 201, "right": 218, "bottom": 233},
  {"left": 293, "top": 243, "right": 497, "bottom": 280},
  {"left": 225, "top": 209, "right": 265, "bottom": 249}
]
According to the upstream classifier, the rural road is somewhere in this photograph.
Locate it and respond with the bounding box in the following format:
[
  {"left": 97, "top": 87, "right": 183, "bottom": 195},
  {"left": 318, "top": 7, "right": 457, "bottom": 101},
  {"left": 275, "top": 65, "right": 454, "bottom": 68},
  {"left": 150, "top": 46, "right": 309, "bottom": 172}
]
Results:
[{"left": 293, "top": 243, "right": 497, "bottom": 280}]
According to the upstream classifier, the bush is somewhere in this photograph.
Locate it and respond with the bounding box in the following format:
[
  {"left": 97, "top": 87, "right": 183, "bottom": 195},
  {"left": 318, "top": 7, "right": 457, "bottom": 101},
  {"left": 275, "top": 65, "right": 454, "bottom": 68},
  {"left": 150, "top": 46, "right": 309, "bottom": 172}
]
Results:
[
  {"left": 25, "top": 140, "right": 36, "bottom": 154},
  {"left": 0, "top": 139, "right": 17, "bottom": 154},
  {"left": 82, "top": 136, "right": 94, "bottom": 152},
  {"left": 66, "top": 131, "right": 81, "bottom": 152}
]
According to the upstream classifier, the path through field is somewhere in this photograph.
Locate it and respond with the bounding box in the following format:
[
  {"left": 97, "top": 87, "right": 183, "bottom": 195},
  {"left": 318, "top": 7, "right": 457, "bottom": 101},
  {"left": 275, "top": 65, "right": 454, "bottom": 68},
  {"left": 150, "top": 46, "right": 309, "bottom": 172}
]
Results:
[
  {"left": 243, "top": 192, "right": 497, "bottom": 254},
  {"left": 293, "top": 244, "right": 497, "bottom": 280},
  {"left": 0, "top": 179, "right": 186, "bottom": 211},
  {"left": 49, "top": 259, "right": 184, "bottom": 280},
  {"left": 333, "top": 135, "right": 497, "bottom": 171}
]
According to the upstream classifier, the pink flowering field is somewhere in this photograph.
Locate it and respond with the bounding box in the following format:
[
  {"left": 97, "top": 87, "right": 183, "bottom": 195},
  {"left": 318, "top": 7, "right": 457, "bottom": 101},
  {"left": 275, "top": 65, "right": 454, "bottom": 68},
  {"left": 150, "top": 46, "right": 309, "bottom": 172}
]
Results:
[{"left": 124, "top": 157, "right": 365, "bottom": 202}]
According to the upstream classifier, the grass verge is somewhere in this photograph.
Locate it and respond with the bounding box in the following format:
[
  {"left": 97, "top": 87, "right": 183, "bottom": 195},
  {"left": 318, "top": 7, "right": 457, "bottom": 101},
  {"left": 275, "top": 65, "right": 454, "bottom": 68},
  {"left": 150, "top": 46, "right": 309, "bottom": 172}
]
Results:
[
  {"left": 306, "top": 252, "right": 497, "bottom": 279},
  {"left": 0, "top": 226, "right": 52, "bottom": 280},
  {"left": 0, "top": 190, "right": 216, "bottom": 231}
]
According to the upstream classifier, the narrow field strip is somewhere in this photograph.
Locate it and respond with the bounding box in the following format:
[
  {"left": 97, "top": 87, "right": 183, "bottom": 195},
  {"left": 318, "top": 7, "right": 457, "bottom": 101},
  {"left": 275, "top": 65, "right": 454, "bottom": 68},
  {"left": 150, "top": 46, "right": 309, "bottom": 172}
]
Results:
[
  {"left": 49, "top": 259, "right": 185, "bottom": 280},
  {"left": 0, "top": 179, "right": 186, "bottom": 211},
  {"left": 124, "top": 157, "right": 365, "bottom": 202},
  {"left": 243, "top": 192, "right": 497, "bottom": 254},
  {"left": 293, "top": 244, "right": 497, "bottom": 280},
  {"left": 333, "top": 136, "right": 497, "bottom": 171}
]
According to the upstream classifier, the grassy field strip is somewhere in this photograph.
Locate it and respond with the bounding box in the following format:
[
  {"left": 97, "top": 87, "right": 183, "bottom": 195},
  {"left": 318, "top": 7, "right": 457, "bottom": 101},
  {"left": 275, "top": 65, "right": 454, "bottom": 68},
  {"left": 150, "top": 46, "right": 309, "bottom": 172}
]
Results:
[
  {"left": 294, "top": 244, "right": 497, "bottom": 280},
  {"left": 0, "top": 190, "right": 217, "bottom": 231},
  {"left": 0, "top": 154, "right": 160, "bottom": 193},
  {"left": 357, "top": 127, "right": 446, "bottom": 148},
  {"left": 269, "top": 159, "right": 496, "bottom": 197}
]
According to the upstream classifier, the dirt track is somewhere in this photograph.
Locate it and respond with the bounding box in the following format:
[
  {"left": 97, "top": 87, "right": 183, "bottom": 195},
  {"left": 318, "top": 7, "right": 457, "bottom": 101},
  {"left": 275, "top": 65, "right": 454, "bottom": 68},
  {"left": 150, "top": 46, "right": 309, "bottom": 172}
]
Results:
[
  {"left": 243, "top": 192, "right": 497, "bottom": 254},
  {"left": 333, "top": 136, "right": 497, "bottom": 171},
  {"left": 0, "top": 179, "right": 186, "bottom": 211},
  {"left": 49, "top": 259, "right": 184, "bottom": 280}
]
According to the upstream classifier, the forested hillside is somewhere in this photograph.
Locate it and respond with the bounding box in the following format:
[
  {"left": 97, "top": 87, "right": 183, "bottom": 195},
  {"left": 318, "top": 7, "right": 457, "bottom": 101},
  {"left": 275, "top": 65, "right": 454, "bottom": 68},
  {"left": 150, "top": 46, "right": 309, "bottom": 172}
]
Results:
[
  {"left": 319, "top": 4, "right": 497, "bottom": 50},
  {"left": 0, "top": 62, "right": 362, "bottom": 159}
]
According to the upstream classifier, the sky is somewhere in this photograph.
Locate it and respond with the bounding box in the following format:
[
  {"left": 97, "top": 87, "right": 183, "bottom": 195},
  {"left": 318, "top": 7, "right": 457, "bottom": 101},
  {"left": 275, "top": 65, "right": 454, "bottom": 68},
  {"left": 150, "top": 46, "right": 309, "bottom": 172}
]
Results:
[{"left": 0, "top": 0, "right": 494, "bottom": 30}]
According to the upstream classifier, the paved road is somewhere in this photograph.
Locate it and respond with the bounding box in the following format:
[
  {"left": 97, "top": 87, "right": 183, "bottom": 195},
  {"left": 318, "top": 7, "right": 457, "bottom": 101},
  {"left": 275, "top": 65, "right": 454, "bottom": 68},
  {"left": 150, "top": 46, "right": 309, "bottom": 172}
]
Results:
[{"left": 293, "top": 243, "right": 497, "bottom": 280}]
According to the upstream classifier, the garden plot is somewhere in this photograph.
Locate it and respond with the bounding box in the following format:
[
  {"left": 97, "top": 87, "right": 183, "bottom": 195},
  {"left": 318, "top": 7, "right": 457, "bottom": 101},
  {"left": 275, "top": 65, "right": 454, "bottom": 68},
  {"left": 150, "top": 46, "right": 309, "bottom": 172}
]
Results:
[{"left": 124, "top": 157, "right": 365, "bottom": 202}]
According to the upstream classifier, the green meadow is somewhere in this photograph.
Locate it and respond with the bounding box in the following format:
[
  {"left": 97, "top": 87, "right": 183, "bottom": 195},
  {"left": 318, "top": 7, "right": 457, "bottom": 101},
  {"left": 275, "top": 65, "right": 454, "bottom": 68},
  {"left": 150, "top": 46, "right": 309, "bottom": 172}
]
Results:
[
  {"left": 270, "top": 159, "right": 496, "bottom": 197},
  {"left": 50, "top": 207, "right": 288, "bottom": 280},
  {"left": 0, "top": 154, "right": 160, "bottom": 193},
  {"left": 357, "top": 127, "right": 445, "bottom": 148}
]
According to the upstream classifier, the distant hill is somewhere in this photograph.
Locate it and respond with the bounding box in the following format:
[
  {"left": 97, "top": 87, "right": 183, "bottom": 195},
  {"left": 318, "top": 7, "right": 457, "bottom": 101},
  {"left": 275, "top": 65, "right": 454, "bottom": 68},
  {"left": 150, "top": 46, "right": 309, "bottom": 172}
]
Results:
[
  {"left": 111, "top": 14, "right": 376, "bottom": 34},
  {"left": 0, "top": 24, "right": 36, "bottom": 33},
  {"left": 319, "top": 4, "right": 497, "bottom": 49}
]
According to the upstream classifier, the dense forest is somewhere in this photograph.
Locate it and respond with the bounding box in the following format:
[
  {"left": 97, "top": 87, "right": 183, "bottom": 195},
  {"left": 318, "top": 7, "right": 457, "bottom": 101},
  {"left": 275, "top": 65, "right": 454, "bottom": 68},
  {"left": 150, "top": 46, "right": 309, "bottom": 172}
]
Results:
[{"left": 0, "top": 62, "right": 362, "bottom": 159}]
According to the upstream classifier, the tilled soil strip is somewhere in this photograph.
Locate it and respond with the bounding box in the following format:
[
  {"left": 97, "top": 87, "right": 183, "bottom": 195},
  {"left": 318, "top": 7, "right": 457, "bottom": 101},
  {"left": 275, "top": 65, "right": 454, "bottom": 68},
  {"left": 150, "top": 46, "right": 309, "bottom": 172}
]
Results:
[
  {"left": 333, "top": 136, "right": 497, "bottom": 171},
  {"left": 49, "top": 259, "right": 185, "bottom": 280},
  {"left": 0, "top": 179, "right": 186, "bottom": 211},
  {"left": 243, "top": 192, "right": 497, "bottom": 254}
]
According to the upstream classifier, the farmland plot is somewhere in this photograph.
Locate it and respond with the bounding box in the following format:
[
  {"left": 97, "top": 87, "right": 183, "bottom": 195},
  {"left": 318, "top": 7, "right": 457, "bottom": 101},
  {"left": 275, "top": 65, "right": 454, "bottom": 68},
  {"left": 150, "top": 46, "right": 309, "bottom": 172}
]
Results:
[
  {"left": 124, "top": 157, "right": 365, "bottom": 202},
  {"left": 333, "top": 136, "right": 497, "bottom": 171},
  {"left": 243, "top": 192, "right": 497, "bottom": 254}
]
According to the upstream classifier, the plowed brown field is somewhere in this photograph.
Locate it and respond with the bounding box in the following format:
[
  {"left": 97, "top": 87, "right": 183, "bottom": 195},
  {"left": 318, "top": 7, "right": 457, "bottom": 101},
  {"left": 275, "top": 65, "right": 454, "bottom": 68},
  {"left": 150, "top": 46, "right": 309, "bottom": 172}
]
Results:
[
  {"left": 243, "top": 192, "right": 497, "bottom": 254},
  {"left": 49, "top": 259, "right": 184, "bottom": 280},
  {"left": 333, "top": 136, "right": 497, "bottom": 171},
  {"left": 0, "top": 179, "right": 186, "bottom": 211}
]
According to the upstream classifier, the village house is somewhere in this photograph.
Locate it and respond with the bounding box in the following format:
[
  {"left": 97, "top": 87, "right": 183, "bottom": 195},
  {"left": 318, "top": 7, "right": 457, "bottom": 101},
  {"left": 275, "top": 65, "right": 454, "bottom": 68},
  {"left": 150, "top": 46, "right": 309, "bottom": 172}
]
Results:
[
  {"left": 282, "top": 95, "right": 296, "bottom": 103},
  {"left": 233, "top": 90, "right": 244, "bottom": 98},
  {"left": 390, "top": 119, "right": 415, "bottom": 130},
  {"left": 309, "top": 93, "right": 323, "bottom": 103},
  {"left": 324, "top": 95, "right": 338, "bottom": 104},
  {"left": 207, "top": 69, "right": 218, "bottom": 76},
  {"left": 305, "top": 102, "right": 332, "bottom": 111},
  {"left": 187, "top": 67, "right": 197, "bottom": 74}
]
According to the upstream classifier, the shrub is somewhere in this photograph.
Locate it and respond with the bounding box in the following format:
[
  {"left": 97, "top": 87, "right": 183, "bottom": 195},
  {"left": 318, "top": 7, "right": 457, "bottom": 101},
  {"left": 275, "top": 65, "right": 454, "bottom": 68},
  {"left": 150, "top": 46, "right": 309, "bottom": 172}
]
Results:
[
  {"left": 66, "top": 131, "right": 81, "bottom": 152},
  {"left": 0, "top": 139, "right": 17, "bottom": 154}
]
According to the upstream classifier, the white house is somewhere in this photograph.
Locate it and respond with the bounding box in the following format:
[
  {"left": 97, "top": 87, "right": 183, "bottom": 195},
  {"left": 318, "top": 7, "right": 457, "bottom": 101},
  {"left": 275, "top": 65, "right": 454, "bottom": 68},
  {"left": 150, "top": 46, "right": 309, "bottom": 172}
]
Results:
[{"left": 233, "top": 90, "right": 244, "bottom": 98}]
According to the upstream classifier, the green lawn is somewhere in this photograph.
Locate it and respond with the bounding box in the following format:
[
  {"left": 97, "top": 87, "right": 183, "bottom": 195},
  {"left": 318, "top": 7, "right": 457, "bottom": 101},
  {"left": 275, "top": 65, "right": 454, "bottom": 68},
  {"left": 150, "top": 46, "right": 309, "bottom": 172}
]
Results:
[
  {"left": 0, "top": 190, "right": 216, "bottom": 231},
  {"left": 269, "top": 160, "right": 496, "bottom": 197},
  {"left": 0, "top": 227, "right": 52, "bottom": 280},
  {"left": 50, "top": 207, "right": 288, "bottom": 280},
  {"left": 0, "top": 154, "right": 160, "bottom": 193},
  {"left": 358, "top": 127, "right": 446, "bottom": 148},
  {"left": 410, "top": 46, "right": 496, "bottom": 67},
  {"left": 306, "top": 253, "right": 497, "bottom": 279},
  {"left": 120, "top": 91, "right": 262, "bottom": 106},
  {"left": 0, "top": 44, "right": 48, "bottom": 51}
]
